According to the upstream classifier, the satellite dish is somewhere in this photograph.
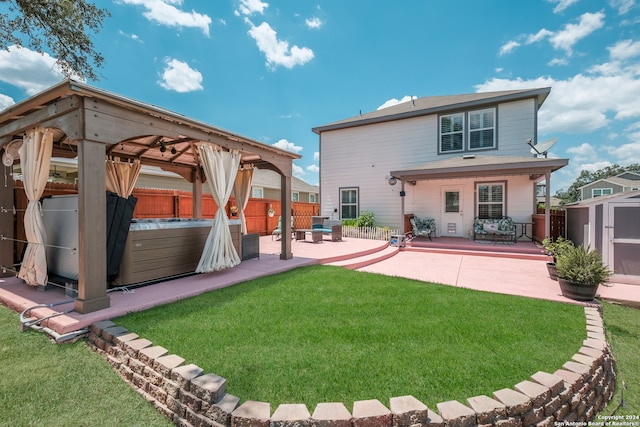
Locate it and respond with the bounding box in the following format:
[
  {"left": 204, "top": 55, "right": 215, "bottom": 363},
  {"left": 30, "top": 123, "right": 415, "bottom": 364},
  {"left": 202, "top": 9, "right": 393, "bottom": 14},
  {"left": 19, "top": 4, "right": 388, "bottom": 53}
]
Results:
[
  {"left": 528, "top": 138, "right": 557, "bottom": 158},
  {"left": 1, "top": 139, "right": 22, "bottom": 167}
]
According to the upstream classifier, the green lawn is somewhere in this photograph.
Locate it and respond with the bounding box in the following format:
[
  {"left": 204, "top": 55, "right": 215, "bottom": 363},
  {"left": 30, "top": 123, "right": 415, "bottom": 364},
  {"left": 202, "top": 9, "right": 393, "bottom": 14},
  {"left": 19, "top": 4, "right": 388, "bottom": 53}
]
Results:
[
  {"left": 0, "top": 306, "right": 172, "bottom": 427},
  {"left": 116, "top": 265, "right": 586, "bottom": 409},
  {"left": 602, "top": 301, "right": 640, "bottom": 416},
  {"left": 3, "top": 265, "right": 637, "bottom": 425}
]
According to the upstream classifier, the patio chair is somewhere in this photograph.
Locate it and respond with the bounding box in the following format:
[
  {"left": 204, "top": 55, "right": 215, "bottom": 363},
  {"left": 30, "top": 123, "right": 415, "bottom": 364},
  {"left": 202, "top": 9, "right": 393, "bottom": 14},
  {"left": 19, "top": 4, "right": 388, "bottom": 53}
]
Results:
[
  {"left": 409, "top": 215, "right": 435, "bottom": 241},
  {"left": 271, "top": 216, "right": 295, "bottom": 240}
]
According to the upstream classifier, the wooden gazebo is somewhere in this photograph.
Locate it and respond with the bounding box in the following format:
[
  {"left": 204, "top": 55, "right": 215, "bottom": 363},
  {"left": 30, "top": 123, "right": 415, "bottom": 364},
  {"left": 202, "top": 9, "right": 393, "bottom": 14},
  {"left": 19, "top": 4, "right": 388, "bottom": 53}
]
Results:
[{"left": 0, "top": 80, "right": 300, "bottom": 313}]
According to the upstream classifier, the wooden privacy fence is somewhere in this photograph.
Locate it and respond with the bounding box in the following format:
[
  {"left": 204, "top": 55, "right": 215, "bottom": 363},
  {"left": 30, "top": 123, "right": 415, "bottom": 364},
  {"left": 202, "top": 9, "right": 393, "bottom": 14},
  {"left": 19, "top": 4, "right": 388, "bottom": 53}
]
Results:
[
  {"left": 11, "top": 182, "right": 319, "bottom": 261},
  {"left": 532, "top": 208, "right": 566, "bottom": 242}
]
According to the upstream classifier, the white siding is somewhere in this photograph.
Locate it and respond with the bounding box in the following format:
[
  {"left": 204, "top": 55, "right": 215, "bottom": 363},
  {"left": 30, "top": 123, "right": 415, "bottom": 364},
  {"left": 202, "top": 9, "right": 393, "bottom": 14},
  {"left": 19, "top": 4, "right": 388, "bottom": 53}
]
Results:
[{"left": 319, "top": 97, "right": 540, "bottom": 232}]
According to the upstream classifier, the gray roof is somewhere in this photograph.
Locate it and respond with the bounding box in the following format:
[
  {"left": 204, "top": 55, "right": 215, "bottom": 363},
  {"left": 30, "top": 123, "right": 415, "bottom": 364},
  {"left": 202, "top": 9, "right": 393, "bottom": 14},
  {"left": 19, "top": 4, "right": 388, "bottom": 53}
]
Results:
[
  {"left": 578, "top": 172, "right": 640, "bottom": 190},
  {"left": 312, "top": 87, "right": 551, "bottom": 134},
  {"left": 390, "top": 155, "right": 568, "bottom": 181}
]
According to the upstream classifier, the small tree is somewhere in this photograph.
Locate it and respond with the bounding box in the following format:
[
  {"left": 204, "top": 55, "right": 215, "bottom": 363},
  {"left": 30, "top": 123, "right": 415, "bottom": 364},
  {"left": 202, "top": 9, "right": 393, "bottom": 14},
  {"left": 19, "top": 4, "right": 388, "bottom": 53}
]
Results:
[{"left": 0, "top": 0, "right": 110, "bottom": 81}]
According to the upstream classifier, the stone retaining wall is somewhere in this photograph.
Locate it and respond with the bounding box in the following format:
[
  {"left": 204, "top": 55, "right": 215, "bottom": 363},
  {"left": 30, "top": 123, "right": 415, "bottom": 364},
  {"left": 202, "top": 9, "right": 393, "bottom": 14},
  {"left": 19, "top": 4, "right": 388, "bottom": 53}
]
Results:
[{"left": 87, "top": 306, "right": 616, "bottom": 427}]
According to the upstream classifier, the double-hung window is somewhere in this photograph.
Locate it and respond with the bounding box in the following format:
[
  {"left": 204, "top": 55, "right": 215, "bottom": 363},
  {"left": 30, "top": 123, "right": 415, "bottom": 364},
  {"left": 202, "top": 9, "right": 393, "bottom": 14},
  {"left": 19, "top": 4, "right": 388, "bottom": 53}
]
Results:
[
  {"left": 251, "top": 187, "right": 264, "bottom": 198},
  {"left": 340, "top": 187, "right": 358, "bottom": 219},
  {"left": 309, "top": 193, "right": 317, "bottom": 203},
  {"left": 477, "top": 183, "right": 504, "bottom": 219},
  {"left": 292, "top": 192, "right": 299, "bottom": 202},
  {"left": 469, "top": 108, "right": 495, "bottom": 150},
  {"left": 440, "top": 108, "right": 496, "bottom": 152},
  {"left": 440, "top": 113, "right": 464, "bottom": 153}
]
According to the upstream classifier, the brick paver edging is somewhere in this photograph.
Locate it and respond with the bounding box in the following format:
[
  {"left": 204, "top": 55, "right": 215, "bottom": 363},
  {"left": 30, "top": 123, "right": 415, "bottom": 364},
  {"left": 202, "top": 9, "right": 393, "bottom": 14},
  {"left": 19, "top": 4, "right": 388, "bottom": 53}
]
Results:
[{"left": 87, "top": 306, "right": 615, "bottom": 427}]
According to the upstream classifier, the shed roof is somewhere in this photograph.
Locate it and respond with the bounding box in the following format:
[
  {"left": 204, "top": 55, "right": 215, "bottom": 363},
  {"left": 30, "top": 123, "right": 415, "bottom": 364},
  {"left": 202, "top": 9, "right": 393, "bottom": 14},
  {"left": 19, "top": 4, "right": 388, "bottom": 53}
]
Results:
[{"left": 312, "top": 87, "right": 551, "bottom": 134}]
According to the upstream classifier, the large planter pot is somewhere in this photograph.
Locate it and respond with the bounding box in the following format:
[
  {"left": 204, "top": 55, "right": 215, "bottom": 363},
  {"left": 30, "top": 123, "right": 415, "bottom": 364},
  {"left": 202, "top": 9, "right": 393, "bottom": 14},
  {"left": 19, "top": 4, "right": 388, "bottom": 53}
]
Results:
[
  {"left": 546, "top": 262, "right": 558, "bottom": 281},
  {"left": 557, "top": 278, "right": 600, "bottom": 301}
]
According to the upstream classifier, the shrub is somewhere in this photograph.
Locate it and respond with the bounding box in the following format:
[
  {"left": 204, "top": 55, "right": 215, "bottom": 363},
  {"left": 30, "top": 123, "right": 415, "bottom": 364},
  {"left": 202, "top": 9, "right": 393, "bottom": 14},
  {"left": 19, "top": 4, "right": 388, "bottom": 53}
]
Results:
[
  {"left": 356, "top": 211, "right": 375, "bottom": 228},
  {"left": 555, "top": 244, "right": 612, "bottom": 285},
  {"left": 542, "top": 236, "right": 573, "bottom": 262}
]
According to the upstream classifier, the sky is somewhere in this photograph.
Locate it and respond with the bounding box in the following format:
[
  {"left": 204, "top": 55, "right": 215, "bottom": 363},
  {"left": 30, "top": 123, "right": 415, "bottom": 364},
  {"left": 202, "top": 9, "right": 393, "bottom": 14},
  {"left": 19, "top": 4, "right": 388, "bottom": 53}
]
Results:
[{"left": 0, "top": 0, "right": 639, "bottom": 194}]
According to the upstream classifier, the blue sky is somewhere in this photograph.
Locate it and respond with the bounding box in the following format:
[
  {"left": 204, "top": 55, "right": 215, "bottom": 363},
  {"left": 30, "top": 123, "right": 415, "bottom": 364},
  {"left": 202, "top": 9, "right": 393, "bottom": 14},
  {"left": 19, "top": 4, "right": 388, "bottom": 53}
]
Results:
[{"left": 0, "top": 0, "right": 639, "bottom": 194}]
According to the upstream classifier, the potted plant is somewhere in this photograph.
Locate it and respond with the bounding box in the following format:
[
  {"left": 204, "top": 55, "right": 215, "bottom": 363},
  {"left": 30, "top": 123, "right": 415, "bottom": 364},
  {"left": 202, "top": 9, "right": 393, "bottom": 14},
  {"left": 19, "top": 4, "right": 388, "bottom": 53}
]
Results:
[
  {"left": 541, "top": 236, "right": 573, "bottom": 280},
  {"left": 555, "top": 244, "right": 612, "bottom": 301}
]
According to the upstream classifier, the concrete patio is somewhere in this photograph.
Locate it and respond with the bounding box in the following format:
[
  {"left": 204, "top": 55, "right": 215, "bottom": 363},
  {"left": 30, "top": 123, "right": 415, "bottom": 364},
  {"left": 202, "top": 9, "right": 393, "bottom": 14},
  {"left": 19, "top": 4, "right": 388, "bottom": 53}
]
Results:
[{"left": 1, "top": 234, "right": 639, "bottom": 340}]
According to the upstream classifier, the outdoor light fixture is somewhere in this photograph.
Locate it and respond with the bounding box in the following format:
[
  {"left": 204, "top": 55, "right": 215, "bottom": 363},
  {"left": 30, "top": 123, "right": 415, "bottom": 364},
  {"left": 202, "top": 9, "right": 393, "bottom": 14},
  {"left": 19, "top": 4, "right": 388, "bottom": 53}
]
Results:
[
  {"left": 159, "top": 142, "right": 167, "bottom": 153},
  {"left": 171, "top": 146, "right": 177, "bottom": 155},
  {"left": 387, "top": 176, "right": 397, "bottom": 186}
]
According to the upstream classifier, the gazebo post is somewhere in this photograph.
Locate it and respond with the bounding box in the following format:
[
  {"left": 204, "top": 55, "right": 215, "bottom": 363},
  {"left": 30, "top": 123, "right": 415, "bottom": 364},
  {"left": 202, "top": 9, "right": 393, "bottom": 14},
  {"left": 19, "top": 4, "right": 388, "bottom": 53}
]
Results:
[
  {"left": 192, "top": 168, "right": 203, "bottom": 219},
  {"left": 0, "top": 175, "right": 13, "bottom": 277},
  {"left": 74, "top": 139, "right": 110, "bottom": 313},
  {"left": 280, "top": 173, "right": 293, "bottom": 260}
]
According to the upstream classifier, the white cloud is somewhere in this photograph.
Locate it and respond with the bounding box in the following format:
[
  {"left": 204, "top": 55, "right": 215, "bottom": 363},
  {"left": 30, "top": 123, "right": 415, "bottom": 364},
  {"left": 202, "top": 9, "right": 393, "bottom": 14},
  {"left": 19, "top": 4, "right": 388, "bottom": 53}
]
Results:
[
  {"left": 498, "top": 40, "right": 520, "bottom": 56},
  {"left": 608, "top": 39, "right": 640, "bottom": 61},
  {"left": 549, "top": 12, "right": 605, "bottom": 55},
  {"left": 272, "top": 138, "right": 303, "bottom": 153},
  {"left": 0, "top": 93, "right": 15, "bottom": 110},
  {"left": 292, "top": 163, "right": 304, "bottom": 178},
  {"left": 237, "top": 0, "right": 269, "bottom": 16},
  {"left": 305, "top": 17, "right": 323, "bottom": 29},
  {"left": 604, "top": 141, "right": 640, "bottom": 164},
  {"left": 158, "top": 58, "right": 203, "bottom": 92},
  {"left": 246, "top": 20, "right": 314, "bottom": 70},
  {"left": 609, "top": 0, "right": 635, "bottom": 14},
  {"left": 119, "top": 0, "right": 211, "bottom": 36},
  {"left": 567, "top": 143, "right": 598, "bottom": 162},
  {"left": 0, "top": 45, "right": 65, "bottom": 95},
  {"left": 306, "top": 164, "right": 319, "bottom": 173},
  {"left": 313, "top": 152, "right": 319, "bottom": 161},
  {"left": 377, "top": 95, "right": 417, "bottom": 110},
  {"left": 547, "top": 0, "right": 580, "bottom": 14}
]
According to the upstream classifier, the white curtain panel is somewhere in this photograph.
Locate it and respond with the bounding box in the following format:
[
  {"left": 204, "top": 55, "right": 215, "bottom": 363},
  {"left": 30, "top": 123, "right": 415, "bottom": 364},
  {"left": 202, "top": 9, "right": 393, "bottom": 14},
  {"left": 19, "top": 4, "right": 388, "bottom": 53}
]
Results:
[
  {"left": 106, "top": 157, "right": 141, "bottom": 198},
  {"left": 17, "top": 127, "right": 53, "bottom": 286},
  {"left": 232, "top": 166, "right": 254, "bottom": 234},
  {"left": 196, "top": 145, "right": 241, "bottom": 272}
]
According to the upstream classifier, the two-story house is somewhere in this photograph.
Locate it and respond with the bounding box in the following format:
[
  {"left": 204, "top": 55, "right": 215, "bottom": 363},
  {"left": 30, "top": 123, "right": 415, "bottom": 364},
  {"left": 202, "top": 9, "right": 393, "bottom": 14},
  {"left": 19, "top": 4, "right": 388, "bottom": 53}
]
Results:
[
  {"left": 579, "top": 171, "right": 640, "bottom": 200},
  {"left": 312, "top": 87, "right": 568, "bottom": 239}
]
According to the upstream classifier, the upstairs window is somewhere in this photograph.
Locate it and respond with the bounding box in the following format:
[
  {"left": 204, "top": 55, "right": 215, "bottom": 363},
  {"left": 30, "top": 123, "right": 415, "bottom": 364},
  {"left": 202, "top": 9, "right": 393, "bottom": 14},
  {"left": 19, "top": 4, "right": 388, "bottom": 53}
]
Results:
[
  {"left": 440, "top": 113, "right": 464, "bottom": 152},
  {"left": 439, "top": 108, "right": 496, "bottom": 153},
  {"left": 469, "top": 108, "right": 495, "bottom": 150},
  {"left": 292, "top": 192, "right": 299, "bottom": 202},
  {"left": 592, "top": 188, "right": 612, "bottom": 197},
  {"left": 309, "top": 193, "right": 317, "bottom": 203}
]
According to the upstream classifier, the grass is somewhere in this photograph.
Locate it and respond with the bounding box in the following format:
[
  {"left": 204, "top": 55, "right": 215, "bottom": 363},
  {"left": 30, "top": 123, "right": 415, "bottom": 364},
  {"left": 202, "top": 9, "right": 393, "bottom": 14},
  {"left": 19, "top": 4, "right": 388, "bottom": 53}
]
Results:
[
  {"left": 0, "top": 305, "right": 172, "bottom": 427},
  {"left": 602, "top": 301, "right": 640, "bottom": 416},
  {"left": 115, "top": 265, "right": 586, "bottom": 409}
]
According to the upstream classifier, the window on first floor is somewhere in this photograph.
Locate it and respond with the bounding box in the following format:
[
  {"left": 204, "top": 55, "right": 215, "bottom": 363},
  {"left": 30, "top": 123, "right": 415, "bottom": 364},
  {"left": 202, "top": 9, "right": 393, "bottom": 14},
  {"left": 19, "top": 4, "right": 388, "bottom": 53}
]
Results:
[
  {"left": 592, "top": 188, "right": 613, "bottom": 197},
  {"left": 477, "top": 182, "right": 505, "bottom": 219},
  {"left": 309, "top": 193, "right": 317, "bottom": 203},
  {"left": 340, "top": 187, "right": 359, "bottom": 219},
  {"left": 251, "top": 187, "right": 264, "bottom": 198}
]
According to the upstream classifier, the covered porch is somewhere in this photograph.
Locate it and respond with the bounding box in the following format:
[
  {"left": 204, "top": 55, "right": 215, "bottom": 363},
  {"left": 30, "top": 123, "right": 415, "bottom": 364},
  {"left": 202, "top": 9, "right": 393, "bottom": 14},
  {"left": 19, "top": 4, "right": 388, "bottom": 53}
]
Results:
[
  {"left": 390, "top": 155, "right": 569, "bottom": 241},
  {"left": 0, "top": 80, "right": 299, "bottom": 314}
]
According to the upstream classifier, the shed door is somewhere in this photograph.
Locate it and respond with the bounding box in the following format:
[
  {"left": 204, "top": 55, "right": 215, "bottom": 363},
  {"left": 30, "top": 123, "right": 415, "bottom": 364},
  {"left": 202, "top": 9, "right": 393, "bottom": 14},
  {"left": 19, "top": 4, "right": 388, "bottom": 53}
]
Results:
[{"left": 607, "top": 202, "right": 640, "bottom": 280}]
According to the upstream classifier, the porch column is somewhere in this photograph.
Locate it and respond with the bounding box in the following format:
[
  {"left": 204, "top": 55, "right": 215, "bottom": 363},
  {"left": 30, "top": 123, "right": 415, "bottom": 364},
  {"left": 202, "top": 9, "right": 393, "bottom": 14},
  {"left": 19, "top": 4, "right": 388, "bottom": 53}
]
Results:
[
  {"left": 192, "top": 168, "right": 203, "bottom": 219},
  {"left": 74, "top": 139, "right": 109, "bottom": 313},
  {"left": 0, "top": 174, "right": 13, "bottom": 277},
  {"left": 545, "top": 171, "right": 551, "bottom": 238},
  {"left": 280, "top": 173, "right": 293, "bottom": 260}
]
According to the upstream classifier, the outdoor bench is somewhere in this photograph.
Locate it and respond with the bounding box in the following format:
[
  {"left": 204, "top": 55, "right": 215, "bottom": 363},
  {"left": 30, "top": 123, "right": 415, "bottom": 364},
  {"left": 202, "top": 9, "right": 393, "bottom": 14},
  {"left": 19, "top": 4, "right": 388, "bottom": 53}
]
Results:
[
  {"left": 473, "top": 216, "right": 516, "bottom": 243},
  {"left": 296, "top": 219, "right": 342, "bottom": 242}
]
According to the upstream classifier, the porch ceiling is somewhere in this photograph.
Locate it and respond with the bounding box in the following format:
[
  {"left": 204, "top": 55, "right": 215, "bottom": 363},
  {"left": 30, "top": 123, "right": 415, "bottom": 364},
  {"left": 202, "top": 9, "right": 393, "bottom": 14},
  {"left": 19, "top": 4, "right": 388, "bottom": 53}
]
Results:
[
  {"left": 0, "top": 80, "right": 300, "bottom": 179},
  {"left": 390, "top": 155, "right": 568, "bottom": 182}
]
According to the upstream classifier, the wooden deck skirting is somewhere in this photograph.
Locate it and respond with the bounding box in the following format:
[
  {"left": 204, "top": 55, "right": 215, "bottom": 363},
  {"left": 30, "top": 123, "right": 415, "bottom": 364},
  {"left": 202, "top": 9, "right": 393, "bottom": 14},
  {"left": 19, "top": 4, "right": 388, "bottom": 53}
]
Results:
[{"left": 88, "top": 306, "right": 615, "bottom": 427}]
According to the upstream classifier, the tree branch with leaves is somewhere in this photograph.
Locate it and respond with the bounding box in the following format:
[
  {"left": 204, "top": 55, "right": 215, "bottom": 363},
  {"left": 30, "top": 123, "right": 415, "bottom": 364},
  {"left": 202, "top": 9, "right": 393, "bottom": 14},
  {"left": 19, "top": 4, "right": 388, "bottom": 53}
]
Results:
[{"left": 0, "top": 0, "right": 109, "bottom": 81}]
